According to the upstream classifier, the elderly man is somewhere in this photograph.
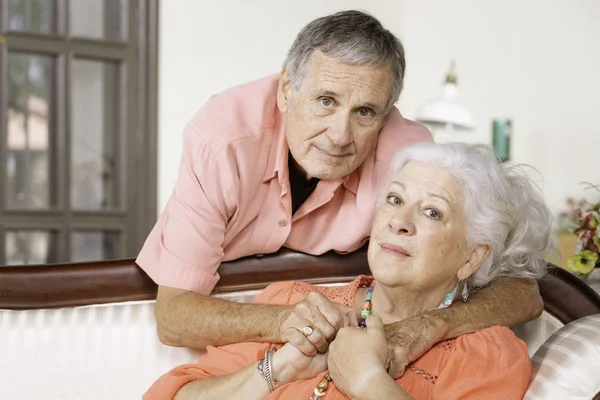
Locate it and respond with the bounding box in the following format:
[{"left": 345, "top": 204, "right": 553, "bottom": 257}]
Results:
[{"left": 137, "top": 10, "right": 542, "bottom": 377}]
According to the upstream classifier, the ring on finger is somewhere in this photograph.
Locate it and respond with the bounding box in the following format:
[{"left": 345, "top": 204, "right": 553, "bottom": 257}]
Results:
[{"left": 301, "top": 326, "right": 314, "bottom": 337}]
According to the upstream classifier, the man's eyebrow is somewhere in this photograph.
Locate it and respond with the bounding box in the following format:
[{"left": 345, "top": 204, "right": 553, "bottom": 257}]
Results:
[
  {"left": 312, "top": 88, "right": 340, "bottom": 97},
  {"left": 312, "top": 89, "right": 383, "bottom": 112},
  {"left": 361, "top": 102, "right": 381, "bottom": 112}
]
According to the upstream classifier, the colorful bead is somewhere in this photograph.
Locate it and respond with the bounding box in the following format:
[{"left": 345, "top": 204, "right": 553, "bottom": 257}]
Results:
[
  {"left": 318, "top": 378, "right": 329, "bottom": 390},
  {"left": 362, "top": 301, "right": 371, "bottom": 310},
  {"left": 358, "top": 318, "right": 366, "bottom": 328}
]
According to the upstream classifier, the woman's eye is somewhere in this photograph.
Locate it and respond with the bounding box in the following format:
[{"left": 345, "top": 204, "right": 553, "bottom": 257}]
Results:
[
  {"left": 387, "top": 195, "right": 402, "bottom": 205},
  {"left": 425, "top": 208, "right": 442, "bottom": 220},
  {"left": 320, "top": 97, "right": 333, "bottom": 107}
]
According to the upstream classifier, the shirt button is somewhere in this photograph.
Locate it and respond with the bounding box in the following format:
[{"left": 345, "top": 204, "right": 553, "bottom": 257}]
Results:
[{"left": 278, "top": 220, "right": 287, "bottom": 227}]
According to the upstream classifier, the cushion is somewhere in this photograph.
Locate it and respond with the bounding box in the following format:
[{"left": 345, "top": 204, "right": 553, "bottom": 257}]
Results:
[{"left": 525, "top": 313, "right": 600, "bottom": 400}]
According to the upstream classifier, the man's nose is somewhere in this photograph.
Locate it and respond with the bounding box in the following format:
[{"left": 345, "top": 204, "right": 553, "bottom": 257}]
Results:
[
  {"left": 388, "top": 210, "right": 416, "bottom": 236},
  {"left": 326, "top": 112, "right": 353, "bottom": 147}
]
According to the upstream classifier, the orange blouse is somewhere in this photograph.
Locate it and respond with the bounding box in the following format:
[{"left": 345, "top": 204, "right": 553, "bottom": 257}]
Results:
[{"left": 144, "top": 276, "right": 532, "bottom": 399}]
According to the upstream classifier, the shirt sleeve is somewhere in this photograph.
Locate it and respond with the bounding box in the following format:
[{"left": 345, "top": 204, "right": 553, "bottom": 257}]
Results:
[
  {"left": 136, "top": 120, "right": 238, "bottom": 294},
  {"left": 433, "top": 326, "right": 532, "bottom": 400}
]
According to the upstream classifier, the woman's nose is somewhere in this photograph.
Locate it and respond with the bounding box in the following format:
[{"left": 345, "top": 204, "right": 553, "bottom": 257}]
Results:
[{"left": 388, "top": 212, "right": 416, "bottom": 235}]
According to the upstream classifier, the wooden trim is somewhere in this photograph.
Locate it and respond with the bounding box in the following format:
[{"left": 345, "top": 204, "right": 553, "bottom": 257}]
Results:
[
  {"left": 0, "top": 249, "right": 370, "bottom": 309},
  {"left": 1, "top": 249, "right": 599, "bottom": 326},
  {"left": 538, "top": 266, "right": 600, "bottom": 323}
]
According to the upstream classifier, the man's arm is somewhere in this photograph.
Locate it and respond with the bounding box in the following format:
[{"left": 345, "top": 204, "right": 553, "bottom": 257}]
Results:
[
  {"left": 155, "top": 286, "right": 286, "bottom": 349},
  {"left": 384, "top": 276, "right": 542, "bottom": 378},
  {"left": 155, "top": 285, "right": 356, "bottom": 353}
]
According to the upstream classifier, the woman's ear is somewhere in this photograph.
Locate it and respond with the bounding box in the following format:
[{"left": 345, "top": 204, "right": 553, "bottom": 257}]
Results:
[
  {"left": 277, "top": 68, "right": 292, "bottom": 114},
  {"left": 457, "top": 244, "right": 491, "bottom": 281}
]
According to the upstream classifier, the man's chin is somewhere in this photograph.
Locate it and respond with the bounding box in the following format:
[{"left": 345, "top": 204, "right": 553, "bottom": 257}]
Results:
[{"left": 305, "top": 161, "right": 354, "bottom": 180}]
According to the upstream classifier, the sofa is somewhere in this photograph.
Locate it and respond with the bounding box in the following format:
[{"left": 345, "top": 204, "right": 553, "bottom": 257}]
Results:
[{"left": 1, "top": 249, "right": 599, "bottom": 400}]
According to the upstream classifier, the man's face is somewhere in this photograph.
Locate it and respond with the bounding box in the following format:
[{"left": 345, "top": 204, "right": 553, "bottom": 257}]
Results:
[{"left": 277, "top": 51, "right": 394, "bottom": 180}]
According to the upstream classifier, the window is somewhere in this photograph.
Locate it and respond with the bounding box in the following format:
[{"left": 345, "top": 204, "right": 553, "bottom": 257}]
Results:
[{"left": 0, "top": 0, "right": 158, "bottom": 265}]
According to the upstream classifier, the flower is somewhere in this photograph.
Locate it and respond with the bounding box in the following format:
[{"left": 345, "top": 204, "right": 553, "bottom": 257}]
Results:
[
  {"left": 565, "top": 183, "right": 600, "bottom": 277},
  {"left": 567, "top": 251, "right": 598, "bottom": 274}
]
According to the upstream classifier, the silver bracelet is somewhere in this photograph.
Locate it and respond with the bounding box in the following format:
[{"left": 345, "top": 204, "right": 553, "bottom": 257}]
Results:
[{"left": 256, "top": 348, "right": 277, "bottom": 392}]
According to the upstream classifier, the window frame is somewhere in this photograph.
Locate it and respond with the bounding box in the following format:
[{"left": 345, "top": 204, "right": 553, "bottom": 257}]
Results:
[{"left": 0, "top": 0, "right": 158, "bottom": 264}]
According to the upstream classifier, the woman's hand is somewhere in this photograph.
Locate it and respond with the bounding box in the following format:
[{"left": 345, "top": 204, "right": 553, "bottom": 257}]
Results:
[
  {"left": 328, "top": 315, "right": 389, "bottom": 398},
  {"left": 278, "top": 292, "right": 358, "bottom": 356},
  {"left": 271, "top": 343, "right": 328, "bottom": 386}
]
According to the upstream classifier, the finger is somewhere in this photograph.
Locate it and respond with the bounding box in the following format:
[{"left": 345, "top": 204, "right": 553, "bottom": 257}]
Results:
[
  {"left": 346, "top": 307, "right": 359, "bottom": 327},
  {"left": 304, "top": 326, "right": 330, "bottom": 353},
  {"left": 309, "top": 307, "right": 337, "bottom": 342},
  {"left": 365, "top": 315, "right": 385, "bottom": 336},
  {"left": 284, "top": 329, "right": 318, "bottom": 357},
  {"left": 317, "top": 302, "right": 345, "bottom": 333},
  {"left": 387, "top": 359, "right": 406, "bottom": 379}
]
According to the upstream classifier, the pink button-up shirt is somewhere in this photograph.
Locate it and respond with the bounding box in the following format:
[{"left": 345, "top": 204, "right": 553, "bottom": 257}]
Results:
[{"left": 136, "top": 75, "right": 432, "bottom": 294}]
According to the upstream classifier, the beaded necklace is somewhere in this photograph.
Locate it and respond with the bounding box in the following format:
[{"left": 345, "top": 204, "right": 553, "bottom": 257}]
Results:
[{"left": 309, "top": 286, "right": 374, "bottom": 400}]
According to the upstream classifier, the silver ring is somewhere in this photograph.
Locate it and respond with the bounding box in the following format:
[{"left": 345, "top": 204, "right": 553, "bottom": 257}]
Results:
[{"left": 301, "top": 326, "right": 314, "bottom": 337}]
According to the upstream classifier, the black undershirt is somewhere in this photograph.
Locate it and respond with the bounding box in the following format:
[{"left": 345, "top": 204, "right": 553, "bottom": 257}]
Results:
[{"left": 288, "top": 152, "right": 319, "bottom": 215}]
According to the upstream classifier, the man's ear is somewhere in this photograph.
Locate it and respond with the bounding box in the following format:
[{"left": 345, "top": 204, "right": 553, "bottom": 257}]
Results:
[
  {"left": 277, "top": 68, "right": 292, "bottom": 114},
  {"left": 457, "top": 244, "right": 490, "bottom": 281}
]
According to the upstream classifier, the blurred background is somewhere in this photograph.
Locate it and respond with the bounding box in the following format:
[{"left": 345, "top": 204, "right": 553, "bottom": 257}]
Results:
[{"left": 1, "top": 0, "right": 598, "bottom": 268}]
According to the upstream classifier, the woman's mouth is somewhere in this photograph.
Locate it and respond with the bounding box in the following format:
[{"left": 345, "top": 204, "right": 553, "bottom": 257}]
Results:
[{"left": 379, "top": 243, "right": 411, "bottom": 258}]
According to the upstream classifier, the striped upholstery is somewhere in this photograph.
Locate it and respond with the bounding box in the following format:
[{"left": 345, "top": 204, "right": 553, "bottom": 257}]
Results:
[
  {"left": 525, "top": 314, "right": 600, "bottom": 400},
  {"left": 0, "top": 295, "right": 582, "bottom": 400},
  {"left": 0, "top": 301, "right": 201, "bottom": 400}
]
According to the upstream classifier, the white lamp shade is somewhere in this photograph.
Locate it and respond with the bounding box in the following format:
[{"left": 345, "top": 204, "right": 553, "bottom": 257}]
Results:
[{"left": 415, "top": 82, "right": 474, "bottom": 130}]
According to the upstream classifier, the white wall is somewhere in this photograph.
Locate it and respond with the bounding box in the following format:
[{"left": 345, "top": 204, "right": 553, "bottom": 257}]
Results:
[
  {"left": 398, "top": 0, "right": 600, "bottom": 213},
  {"left": 158, "top": 1, "right": 403, "bottom": 210},
  {"left": 159, "top": 0, "right": 600, "bottom": 214}
]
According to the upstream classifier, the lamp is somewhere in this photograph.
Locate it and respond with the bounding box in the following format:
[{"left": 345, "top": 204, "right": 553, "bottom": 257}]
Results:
[{"left": 415, "top": 61, "right": 473, "bottom": 132}]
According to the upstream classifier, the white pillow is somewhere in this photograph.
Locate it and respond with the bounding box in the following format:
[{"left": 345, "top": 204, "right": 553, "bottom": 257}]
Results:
[{"left": 525, "top": 314, "right": 600, "bottom": 400}]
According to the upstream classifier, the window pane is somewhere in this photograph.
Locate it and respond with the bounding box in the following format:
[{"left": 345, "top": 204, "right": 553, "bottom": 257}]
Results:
[
  {"left": 5, "top": 230, "right": 59, "bottom": 265},
  {"left": 7, "top": 0, "right": 55, "bottom": 34},
  {"left": 71, "top": 231, "right": 119, "bottom": 262},
  {"left": 69, "top": 0, "right": 128, "bottom": 41},
  {"left": 6, "top": 53, "right": 56, "bottom": 209},
  {"left": 71, "top": 59, "right": 120, "bottom": 210}
]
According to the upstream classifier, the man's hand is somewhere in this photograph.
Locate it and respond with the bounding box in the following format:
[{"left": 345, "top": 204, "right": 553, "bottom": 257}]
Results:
[
  {"left": 278, "top": 291, "right": 358, "bottom": 356},
  {"left": 383, "top": 313, "right": 446, "bottom": 379}
]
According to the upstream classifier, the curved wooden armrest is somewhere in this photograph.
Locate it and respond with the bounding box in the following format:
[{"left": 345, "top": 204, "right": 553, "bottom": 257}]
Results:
[{"left": 0, "top": 249, "right": 370, "bottom": 309}]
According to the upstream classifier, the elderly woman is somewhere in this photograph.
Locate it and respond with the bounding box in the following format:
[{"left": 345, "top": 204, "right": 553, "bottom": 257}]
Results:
[{"left": 144, "top": 142, "right": 556, "bottom": 400}]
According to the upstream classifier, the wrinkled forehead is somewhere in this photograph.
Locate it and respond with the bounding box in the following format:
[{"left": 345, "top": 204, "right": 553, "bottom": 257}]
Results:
[{"left": 301, "top": 52, "right": 394, "bottom": 108}]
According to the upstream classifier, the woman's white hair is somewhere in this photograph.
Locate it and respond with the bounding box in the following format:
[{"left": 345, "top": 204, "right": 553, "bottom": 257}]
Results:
[{"left": 384, "top": 142, "right": 558, "bottom": 288}]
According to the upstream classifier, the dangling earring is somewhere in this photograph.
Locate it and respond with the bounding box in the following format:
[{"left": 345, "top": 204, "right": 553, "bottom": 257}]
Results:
[
  {"left": 461, "top": 280, "right": 469, "bottom": 302},
  {"left": 438, "top": 284, "right": 458, "bottom": 309}
]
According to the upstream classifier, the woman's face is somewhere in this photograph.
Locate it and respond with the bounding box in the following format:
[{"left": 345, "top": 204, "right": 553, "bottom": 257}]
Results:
[{"left": 368, "top": 161, "right": 484, "bottom": 293}]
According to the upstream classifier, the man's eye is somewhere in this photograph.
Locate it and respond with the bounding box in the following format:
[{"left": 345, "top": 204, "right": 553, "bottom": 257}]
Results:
[
  {"left": 387, "top": 195, "right": 402, "bottom": 205},
  {"left": 425, "top": 208, "right": 442, "bottom": 220},
  {"left": 320, "top": 98, "right": 333, "bottom": 107},
  {"left": 358, "top": 108, "right": 374, "bottom": 117}
]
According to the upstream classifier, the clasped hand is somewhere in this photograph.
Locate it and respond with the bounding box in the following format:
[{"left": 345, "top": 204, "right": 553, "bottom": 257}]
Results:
[
  {"left": 274, "top": 314, "right": 390, "bottom": 395},
  {"left": 277, "top": 291, "right": 358, "bottom": 356}
]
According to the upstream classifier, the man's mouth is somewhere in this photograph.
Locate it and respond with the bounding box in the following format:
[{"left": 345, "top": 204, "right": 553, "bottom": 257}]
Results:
[{"left": 315, "top": 146, "right": 346, "bottom": 158}]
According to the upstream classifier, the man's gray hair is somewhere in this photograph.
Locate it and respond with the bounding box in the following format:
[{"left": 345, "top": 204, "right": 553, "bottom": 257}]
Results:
[
  {"left": 383, "top": 142, "right": 557, "bottom": 288},
  {"left": 284, "top": 10, "right": 406, "bottom": 114}
]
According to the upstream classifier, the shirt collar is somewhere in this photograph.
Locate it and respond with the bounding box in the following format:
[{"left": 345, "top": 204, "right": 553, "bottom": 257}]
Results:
[{"left": 262, "top": 110, "right": 289, "bottom": 184}]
